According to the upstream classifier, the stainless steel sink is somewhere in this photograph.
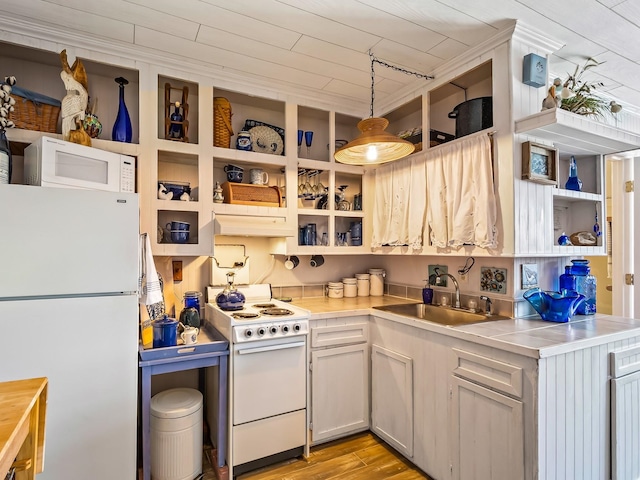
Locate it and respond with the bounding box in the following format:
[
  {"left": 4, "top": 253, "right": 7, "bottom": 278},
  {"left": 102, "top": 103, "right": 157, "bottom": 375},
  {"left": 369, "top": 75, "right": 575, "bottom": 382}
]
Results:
[{"left": 373, "top": 302, "right": 509, "bottom": 326}]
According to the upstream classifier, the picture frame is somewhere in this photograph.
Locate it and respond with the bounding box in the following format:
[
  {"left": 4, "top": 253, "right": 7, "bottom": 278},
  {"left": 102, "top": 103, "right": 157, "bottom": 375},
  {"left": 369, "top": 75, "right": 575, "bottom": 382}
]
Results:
[
  {"left": 521, "top": 263, "right": 539, "bottom": 289},
  {"left": 522, "top": 141, "right": 558, "bottom": 186}
]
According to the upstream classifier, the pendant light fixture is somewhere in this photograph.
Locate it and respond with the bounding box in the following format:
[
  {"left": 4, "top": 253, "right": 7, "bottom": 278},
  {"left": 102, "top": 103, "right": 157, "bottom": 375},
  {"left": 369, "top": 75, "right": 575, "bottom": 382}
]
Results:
[{"left": 334, "top": 51, "right": 434, "bottom": 165}]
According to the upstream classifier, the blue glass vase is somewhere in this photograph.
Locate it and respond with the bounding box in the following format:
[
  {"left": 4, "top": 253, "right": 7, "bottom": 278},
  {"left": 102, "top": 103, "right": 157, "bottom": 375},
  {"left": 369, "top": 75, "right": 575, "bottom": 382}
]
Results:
[
  {"left": 565, "top": 156, "right": 583, "bottom": 191},
  {"left": 112, "top": 77, "right": 132, "bottom": 143}
]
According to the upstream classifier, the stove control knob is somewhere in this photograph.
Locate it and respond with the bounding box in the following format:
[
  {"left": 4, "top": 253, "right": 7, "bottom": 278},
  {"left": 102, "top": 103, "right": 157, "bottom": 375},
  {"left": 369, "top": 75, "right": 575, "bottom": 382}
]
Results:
[
  {"left": 257, "top": 327, "right": 266, "bottom": 337},
  {"left": 244, "top": 329, "right": 253, "bottom": 338},
  {"left": 293, "top": 323, "right": 301, "bottom": 332},
  {"left": 281, "top": 324, "right": 290, "bottom": 334},
  {"left": 269, "top": 326, "right": 278, "bottom": 335}
]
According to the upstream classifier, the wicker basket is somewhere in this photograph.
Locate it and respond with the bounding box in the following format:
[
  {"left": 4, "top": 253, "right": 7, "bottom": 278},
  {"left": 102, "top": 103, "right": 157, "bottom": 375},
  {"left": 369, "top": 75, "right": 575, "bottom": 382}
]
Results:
[
  {"left": 9, "top": 86, "right": 61, "bottom": 133},
  {"left": 214, "top": 97, "right": 233, "bottom": 148}
]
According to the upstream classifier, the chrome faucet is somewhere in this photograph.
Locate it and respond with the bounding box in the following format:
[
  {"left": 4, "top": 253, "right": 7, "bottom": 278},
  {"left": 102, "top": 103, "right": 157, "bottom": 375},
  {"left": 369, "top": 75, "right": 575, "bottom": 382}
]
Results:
[
  {"left": 435, "top": 271, "right": 461, "bottom": 309},
  {"left": 480, "top": 295, "right": 493, "bottom": 315}
]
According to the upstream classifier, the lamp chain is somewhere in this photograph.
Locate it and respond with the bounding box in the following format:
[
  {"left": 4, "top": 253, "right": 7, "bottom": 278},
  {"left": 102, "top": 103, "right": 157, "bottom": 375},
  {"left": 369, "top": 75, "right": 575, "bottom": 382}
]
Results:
[{"left": 368, "top": 50, "right": 434, "bottom": 118}]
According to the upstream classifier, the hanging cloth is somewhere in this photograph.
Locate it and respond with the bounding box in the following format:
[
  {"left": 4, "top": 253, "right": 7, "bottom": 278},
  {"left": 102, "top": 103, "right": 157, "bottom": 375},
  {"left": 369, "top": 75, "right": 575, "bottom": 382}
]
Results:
[
  {"left": 371, "top": 153, "right": 427, "bottom": 249},
  {"left": 426, "top": 133, "right": 497, "bottom": 249},
  {"left": 138, "top": 233, "right": 164, "bottom": 307}
]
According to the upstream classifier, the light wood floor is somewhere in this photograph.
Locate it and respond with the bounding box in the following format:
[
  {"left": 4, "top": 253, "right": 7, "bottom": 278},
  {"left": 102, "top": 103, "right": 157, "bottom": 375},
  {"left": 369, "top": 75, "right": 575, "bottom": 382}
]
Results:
[{"left": 202, "top": 432, "right": 432, "bottom": 480}]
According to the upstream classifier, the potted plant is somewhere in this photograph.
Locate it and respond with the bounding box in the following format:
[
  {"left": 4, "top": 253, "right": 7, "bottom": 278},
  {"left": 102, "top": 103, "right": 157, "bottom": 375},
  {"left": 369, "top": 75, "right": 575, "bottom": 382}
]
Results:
[{"left": 556, "top": 58, "right": 616, "bottom": 118}]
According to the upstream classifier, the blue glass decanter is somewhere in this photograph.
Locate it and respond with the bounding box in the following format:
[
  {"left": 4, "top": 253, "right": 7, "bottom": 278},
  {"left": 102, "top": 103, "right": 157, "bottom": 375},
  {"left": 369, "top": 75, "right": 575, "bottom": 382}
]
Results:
[
  {"left": 112, "top": 77, "right": 133, "bottom": 143},
  {"left": 565, "top": 156, "right": 583, "bottom": 191}
]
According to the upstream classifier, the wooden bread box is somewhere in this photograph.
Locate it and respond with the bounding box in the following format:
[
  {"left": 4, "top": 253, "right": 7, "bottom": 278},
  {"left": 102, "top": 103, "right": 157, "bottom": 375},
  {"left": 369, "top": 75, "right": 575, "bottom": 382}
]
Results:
[{"left": 222, "top": 182, "right": 283, "bottom": 207}]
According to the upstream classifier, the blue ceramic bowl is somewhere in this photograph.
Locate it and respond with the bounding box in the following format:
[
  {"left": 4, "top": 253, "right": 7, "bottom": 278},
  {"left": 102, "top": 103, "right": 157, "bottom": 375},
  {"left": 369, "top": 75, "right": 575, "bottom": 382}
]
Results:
[
  {"left": 159, "top": 181, "right": 191, "bottom": 201},
  {"left": 170, "top": 230, "right": 189, "bottom": 243},
  {"left": 167, "top": 221, "right": 190, "bottom": 231}
]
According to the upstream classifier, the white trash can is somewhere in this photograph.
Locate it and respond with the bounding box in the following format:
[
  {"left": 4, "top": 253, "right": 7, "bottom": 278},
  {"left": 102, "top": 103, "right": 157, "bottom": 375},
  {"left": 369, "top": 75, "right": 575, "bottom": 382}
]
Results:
[{"left": 150, "top": 388, "right": 203, "bottom": 480}]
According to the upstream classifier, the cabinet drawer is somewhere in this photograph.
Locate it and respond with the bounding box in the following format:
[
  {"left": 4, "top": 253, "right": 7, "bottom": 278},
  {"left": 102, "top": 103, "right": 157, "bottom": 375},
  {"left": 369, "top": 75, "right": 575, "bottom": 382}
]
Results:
[
  {"left": 311, "top": 323, "right": 368, "bottom": 348},
  {"left": 450, "top": 348, "right": 523, "bottom": 399},
  {"left": 610, "top": 344, "right": 640, "bottom": 378}
]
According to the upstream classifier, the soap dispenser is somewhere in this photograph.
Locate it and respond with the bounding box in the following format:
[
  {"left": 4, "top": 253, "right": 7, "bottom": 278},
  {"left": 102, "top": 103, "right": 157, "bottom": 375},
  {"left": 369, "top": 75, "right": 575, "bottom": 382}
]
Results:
[{"left": 422, "top": 279, "right": 434, "bottom": 304}]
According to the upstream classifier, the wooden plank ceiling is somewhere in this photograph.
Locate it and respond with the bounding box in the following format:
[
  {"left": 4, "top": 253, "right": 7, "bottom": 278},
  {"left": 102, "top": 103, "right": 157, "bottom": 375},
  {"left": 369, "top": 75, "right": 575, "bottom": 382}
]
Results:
[{"left": 2, "top": 0, "right": 640, "bottom": 116}]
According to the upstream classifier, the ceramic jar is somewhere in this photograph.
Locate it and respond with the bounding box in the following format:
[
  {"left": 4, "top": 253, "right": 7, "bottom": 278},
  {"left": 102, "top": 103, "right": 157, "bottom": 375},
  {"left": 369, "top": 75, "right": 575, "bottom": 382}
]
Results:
[
  {"left": 342, "top": 278, "right": 357, "bottom": 297},
  {"left": 327, "top": 282, "right": 344, "bottom": 299},
  {"left": 236, "top": 130, "right": 252, "bottom": 151},
  {"left": 368, "top": 268, "right": 385, "bottom": 296},
  {"left": 356, "top": 273, "right": 370, "bottom": 297}
]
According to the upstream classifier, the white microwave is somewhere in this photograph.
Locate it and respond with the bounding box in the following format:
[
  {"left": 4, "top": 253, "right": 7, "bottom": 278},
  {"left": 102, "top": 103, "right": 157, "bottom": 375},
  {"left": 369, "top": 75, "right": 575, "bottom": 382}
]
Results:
[{"left": 24, "top": 136, "right": 135, "bottom": 193}]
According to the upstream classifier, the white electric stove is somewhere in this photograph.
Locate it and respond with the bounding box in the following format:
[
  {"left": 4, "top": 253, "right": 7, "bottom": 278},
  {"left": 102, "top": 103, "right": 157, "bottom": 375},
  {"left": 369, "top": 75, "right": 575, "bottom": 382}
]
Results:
[{"left": 205, "top": 284, "right": 310, "bottom": 478}]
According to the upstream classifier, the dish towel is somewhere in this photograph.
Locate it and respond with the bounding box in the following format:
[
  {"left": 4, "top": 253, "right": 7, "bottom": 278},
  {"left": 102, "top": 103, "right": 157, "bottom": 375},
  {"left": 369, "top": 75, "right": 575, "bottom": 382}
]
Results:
[{"left": 138, "top": 233, "right": 164, "bottom": 306}]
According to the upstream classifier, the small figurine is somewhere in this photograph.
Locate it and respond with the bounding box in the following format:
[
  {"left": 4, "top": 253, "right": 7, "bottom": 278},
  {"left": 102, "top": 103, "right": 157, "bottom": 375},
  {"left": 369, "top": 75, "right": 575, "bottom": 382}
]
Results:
[
  {"left": 169, "top": 101, "right": 184, "bottom": 139},
  {"left": 541, "top": 85, "right": 560, "bottom": 110},
  {"left": 213, "top": 181, "right": 224, "bottom": 203}
]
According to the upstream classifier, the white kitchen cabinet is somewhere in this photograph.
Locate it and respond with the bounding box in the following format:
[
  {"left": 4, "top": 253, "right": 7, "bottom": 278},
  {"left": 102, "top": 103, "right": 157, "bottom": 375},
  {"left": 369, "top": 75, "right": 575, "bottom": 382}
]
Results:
[
  {"left": 371, "top": 344, "right": 414, "bottom": 458},
  {"left": 310, "top": 344, "right": 369, "bottom": 443},
  {"left": 449, "top": 347, "right": 525, "bottom": 480},
  {"left": 308, "top": 320, "right": 369, "bottom": 445},
  {"left": 610, "top": 345, "right": 640, "bottom": 480}
]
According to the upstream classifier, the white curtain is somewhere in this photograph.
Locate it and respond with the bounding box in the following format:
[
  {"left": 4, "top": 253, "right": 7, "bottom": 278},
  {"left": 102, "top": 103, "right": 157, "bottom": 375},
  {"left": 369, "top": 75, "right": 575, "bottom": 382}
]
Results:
[
  {"left": 372, "top": 153, "right": 427, "bottom": 249},
  {"left": 426, "top": 133, "right": 497, "bottom": 249},
  {"left": 372, "top": 133, "right": 497, "bottom": 250}
]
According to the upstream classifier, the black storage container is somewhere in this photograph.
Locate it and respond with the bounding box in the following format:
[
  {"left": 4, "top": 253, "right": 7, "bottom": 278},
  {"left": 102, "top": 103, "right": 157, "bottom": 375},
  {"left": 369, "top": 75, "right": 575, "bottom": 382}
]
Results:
[{"left": 448, "top": 96, "right": 493, "bottom": 138}]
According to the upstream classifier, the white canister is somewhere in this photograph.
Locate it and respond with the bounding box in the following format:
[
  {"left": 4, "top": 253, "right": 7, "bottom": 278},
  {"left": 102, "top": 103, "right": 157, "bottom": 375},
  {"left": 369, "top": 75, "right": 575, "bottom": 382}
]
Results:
[
  {"left": 327, "top": 282, "right": 344, "bottom": 298},
  {"left": 368, "top": 268, "right": 385, "bottom": 296},
  {"left": 342, "top": 278, "right": 357, "bottom": 298},
  {"left": 356, "top": 273, "right": 370, "bottom": 297}
]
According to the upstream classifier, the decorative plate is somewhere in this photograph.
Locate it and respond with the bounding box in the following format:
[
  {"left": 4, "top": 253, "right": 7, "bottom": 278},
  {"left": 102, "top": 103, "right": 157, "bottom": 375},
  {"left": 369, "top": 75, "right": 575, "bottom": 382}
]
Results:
[{"left": 249, "top": 125, "right": 284, "bottom": 155}]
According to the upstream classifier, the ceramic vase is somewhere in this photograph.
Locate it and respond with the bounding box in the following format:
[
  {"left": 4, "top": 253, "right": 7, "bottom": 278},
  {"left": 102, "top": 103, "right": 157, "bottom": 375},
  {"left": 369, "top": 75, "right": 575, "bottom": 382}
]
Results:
[{"left": 112, "top": 77, "right": 132, "bottom": 143}]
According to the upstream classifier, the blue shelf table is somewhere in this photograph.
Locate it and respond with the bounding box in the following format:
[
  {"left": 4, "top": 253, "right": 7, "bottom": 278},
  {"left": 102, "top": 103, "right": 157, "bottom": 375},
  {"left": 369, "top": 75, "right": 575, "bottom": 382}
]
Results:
[{"left": 138, "top": 324, "right": 229, "bottom": 480}]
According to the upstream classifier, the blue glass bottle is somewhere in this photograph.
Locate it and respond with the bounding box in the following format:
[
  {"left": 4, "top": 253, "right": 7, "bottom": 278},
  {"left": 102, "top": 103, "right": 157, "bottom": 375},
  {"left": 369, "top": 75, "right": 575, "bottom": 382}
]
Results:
[
  {"left": 565, "top": 156, "right": 583, "bottom": 191},
  {"left": 112, "top": 77, "right": 132, "bottom": 143},
  {"left": 570, "top": 259, "right": 596, "bottom": 314}
]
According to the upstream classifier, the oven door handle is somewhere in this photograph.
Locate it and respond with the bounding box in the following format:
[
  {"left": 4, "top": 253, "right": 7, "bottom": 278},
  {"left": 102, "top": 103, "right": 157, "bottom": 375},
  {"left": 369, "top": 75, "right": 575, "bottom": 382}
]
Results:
[{"left": 237, "top": 341, "right": 305, "bottom": 355}]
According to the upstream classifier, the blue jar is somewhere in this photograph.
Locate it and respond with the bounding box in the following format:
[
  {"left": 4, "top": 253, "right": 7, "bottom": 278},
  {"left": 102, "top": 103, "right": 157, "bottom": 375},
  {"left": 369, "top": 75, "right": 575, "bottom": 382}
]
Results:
[
  {"left": 183, "top": 291, "right": 202, "bottom": 315},
  {"left": 236, "top": 131, "right": 252, "bottom": 151},
  {"left": 559, "top": 266, "right": 577, "bottom": 293},
  {"left": 570, "top": 259, "right": 597, "bottom": 315}
]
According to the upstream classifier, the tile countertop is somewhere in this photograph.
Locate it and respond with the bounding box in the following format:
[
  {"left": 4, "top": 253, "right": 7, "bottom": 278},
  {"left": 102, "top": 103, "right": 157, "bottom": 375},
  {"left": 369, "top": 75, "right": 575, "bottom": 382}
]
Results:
[{"left": 291, "top": 296, "right": 640, "bottom": 359}]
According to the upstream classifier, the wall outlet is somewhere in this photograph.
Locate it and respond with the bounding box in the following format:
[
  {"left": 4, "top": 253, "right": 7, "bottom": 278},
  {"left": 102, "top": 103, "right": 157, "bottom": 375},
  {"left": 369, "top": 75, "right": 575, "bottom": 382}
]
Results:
[{"left": 457, "top": 266, "right": 468, "bottom": 283}]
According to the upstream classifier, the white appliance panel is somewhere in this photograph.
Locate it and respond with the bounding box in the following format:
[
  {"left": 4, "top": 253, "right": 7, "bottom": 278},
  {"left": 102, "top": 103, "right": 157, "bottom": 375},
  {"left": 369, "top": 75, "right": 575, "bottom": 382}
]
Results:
[
  {"left": 0, "top": 185, "right": 138, "bottom": 298},
  {"left": 0, "top": 294, "right": 138, "bottom": 480},
  {"left": 232, "top": 410, "right": 306, "bottom": 466},
  {"left": 233, "top": 338, "right": 306, "bottom": 424}
]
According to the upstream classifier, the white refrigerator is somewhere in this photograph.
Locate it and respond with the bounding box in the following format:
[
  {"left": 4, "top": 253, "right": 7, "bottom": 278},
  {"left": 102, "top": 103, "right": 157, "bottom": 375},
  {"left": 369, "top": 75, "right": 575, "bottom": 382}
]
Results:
[{"left": 0, "top": 185, "right": 139, "bottom": 479}]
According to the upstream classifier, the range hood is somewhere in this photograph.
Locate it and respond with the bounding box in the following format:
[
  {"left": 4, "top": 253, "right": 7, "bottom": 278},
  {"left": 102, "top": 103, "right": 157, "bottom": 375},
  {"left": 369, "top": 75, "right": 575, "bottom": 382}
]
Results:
[{"left": 213, "top": 213, "right": 295, "bottom": 237}]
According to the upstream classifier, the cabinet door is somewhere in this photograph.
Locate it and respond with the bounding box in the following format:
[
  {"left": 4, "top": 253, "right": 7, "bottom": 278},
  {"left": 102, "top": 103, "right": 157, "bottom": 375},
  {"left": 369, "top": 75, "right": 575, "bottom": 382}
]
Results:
[
  {"left": 311, "top": 343, "right": 369, "bottom": 443},
  {"left": 371, "top": 344, "right": 413, "bottom": 457},
  {"left": 450, "top": 376, "right": 524, "bottom": 480},
  {"left": 612, "top": 370, "right": 640, "bottom": 480}
]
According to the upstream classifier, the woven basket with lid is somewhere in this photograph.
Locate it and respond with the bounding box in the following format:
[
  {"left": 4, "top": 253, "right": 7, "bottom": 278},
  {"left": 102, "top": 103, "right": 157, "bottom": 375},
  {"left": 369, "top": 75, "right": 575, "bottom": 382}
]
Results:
[{"left": 213, "top": 97, "right": 233, "bottom": 148}]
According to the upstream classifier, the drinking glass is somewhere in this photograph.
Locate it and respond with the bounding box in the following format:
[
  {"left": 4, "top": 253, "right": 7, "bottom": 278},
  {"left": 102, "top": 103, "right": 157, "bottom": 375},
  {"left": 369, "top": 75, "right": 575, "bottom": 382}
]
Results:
[
  {"left": 297, "top": 130, "right": 303, "bottom": 156},
  {"left": 304, "top": 131, "right": 313, "bottom": 156}
]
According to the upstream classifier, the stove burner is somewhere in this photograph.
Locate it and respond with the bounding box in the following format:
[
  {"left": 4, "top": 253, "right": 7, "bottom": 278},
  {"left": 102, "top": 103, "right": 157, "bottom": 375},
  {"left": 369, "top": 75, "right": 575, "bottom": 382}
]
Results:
[
  {"left": 252, "top": 303, "right": 277, "bottom": 309},
  {"left": 231, "top": 312, "right": 260, "bottom": 320},
  {"left": 260, "top": 308, "right": 294, "bottom": 316}
]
